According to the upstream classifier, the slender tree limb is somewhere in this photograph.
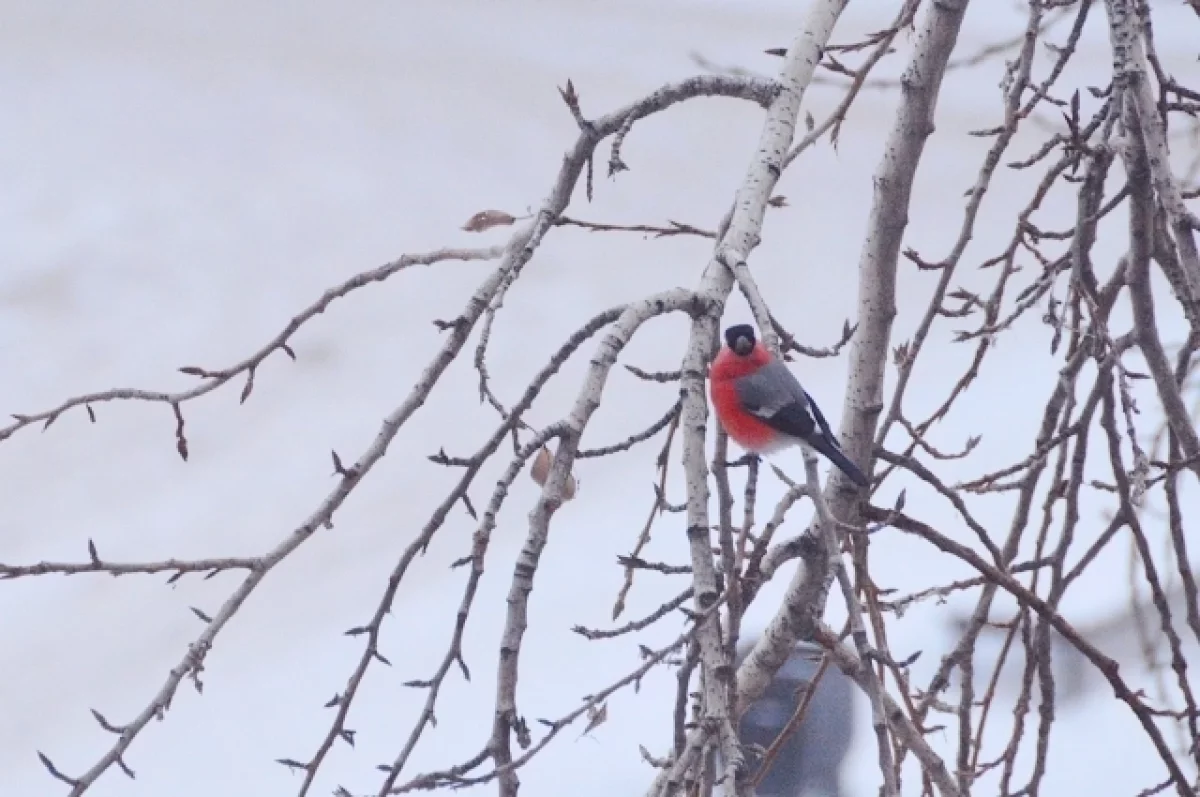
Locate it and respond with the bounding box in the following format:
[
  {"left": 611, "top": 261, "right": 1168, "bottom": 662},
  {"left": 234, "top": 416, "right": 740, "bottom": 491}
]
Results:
[
  {"left": 737, "top": 0, "right": 971, "bottom": 762},
  {"left": 1122, "top": 90, "right": 1200, "bottom": 479},
  {"left": 866, "top": 504, "right": 1197, "bottom": 797},
  {"left": 1103, "top": 0, "right": 1200, "bottom": 299},
  {"left": 650, "top": 2, "right": 853, "bottom": 794},
  {"left": 0, "top": 245, "right": 506, "bottom": 444}
]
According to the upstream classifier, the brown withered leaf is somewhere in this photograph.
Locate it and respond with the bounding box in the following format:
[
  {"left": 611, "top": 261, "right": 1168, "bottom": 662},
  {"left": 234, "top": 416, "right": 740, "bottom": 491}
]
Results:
[
  {"left": 530, "top": 445, "right": 578, "bottom": 501},
  {"left": 530, "top": 446, "right": 550, "bottom": 485},
  {"left": 579, "top": 702, "right": 608, "bottom": 738},
  {"left": 461, "top": 209, "right": 516, "bottom": 233}
]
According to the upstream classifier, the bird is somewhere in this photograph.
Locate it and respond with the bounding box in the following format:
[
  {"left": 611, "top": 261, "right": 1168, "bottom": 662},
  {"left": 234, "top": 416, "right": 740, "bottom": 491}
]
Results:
[
  {"left": 734, "top": 639, "right": 856, "bottom": 797},
  {"left": 709, "top": 323, "right": 869, "bottom": 487}
]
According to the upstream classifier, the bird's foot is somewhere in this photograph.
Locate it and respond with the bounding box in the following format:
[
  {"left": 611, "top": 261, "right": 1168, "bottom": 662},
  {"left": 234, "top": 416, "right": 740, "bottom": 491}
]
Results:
[{"left": 724, "top": 453, "right": 762, "bottom": 468}]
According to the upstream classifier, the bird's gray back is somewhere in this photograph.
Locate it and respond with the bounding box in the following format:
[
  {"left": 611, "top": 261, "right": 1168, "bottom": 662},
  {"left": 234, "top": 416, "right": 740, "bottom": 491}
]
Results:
[{"left": 734, "top": 359, "right": 807, "bottom": 415}]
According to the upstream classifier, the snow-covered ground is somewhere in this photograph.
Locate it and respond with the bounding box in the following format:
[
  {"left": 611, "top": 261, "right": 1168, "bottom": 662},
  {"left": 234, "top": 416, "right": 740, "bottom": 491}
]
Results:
[{"left": 2, "top": 1, "right": 1198, "bottom": 795}]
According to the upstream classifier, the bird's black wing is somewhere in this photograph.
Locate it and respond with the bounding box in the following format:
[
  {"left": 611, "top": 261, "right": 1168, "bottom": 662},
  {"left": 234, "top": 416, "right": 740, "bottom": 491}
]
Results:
[
  {"left": 803, "top": 389, "right": 841, "bottom": 447},
  {"left": 738, "top": 362, "right": 870, "bottom": 486},
  {"left": 754, "top": 400, "right": 817, "bottom": 440},
  {"left": 735, "top": 361, "right": 818, "bottom": 439}
]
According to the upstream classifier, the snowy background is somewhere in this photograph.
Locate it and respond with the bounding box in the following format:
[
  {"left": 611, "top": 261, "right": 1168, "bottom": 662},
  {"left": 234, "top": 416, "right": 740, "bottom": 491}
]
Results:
[{"left": 1, "top": 1, "right": 1198, "bottom": 795}]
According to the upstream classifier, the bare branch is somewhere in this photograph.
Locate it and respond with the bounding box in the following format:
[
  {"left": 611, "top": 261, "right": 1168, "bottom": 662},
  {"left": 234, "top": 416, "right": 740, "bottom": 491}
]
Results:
[
  {"left": 1104, "top": 0, "right": 1200, "bottom": 299},
  {"left": 0, "top": 245, "right": 506, "bottom": 446}
]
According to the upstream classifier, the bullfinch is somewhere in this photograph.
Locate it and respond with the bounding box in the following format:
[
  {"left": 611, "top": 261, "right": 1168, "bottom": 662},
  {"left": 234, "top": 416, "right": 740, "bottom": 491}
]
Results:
[
  {"left": 733, "top": 638, "right": 854, "bottom": 797},
  {"left": 709, "top": 324, "right": 869, "bottom": 487}
]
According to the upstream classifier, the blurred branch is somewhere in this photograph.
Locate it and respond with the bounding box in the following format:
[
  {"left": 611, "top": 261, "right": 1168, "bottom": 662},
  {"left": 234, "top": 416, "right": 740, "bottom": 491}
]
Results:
[
  {"left": 1104, "top": 0, "right": 1200, "bottom": 301},
  {"left": 868, "top": 502, "right": 1196, "bottom": 796}
]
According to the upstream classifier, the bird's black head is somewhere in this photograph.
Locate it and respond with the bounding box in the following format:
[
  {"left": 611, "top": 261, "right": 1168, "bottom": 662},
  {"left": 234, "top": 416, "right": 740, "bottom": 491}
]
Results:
[{"left": 724, "top": 324, "right": 757, "bottom": 356}]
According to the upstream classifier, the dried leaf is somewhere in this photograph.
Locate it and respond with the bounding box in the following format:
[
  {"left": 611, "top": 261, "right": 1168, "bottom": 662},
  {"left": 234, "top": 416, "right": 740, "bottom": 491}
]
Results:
[
  {"left": 514, "top": 715, "right": 532, "bottom": 748},
  {"left": 531, "top": 446, "right": 552, "bottom": 487},
  {"left": 530, "top": 445, "right": 578, "bottom": 500},
  {"left": 580, "top": 703, "right": 608, "bottom": 737},
  {"left": 461, "top": 209, "right": 517, "bottom": 233}
]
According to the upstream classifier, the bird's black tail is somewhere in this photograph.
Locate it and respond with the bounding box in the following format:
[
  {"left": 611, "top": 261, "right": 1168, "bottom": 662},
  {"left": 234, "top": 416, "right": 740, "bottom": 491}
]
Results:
[{"left": 807, "top": 434, "right": 870, "bottom": 487}]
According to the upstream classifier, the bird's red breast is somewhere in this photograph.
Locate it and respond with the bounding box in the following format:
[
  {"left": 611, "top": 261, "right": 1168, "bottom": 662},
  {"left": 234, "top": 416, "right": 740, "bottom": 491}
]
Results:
[{"left": 710, "top": 342, "right": 780, "bottom": 452}]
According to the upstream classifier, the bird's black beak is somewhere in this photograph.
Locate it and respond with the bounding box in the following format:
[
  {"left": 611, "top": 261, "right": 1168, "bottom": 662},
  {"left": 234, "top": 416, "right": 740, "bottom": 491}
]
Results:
[{"left": 733, "top": 335, "right": 753, "bottom": 356}]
